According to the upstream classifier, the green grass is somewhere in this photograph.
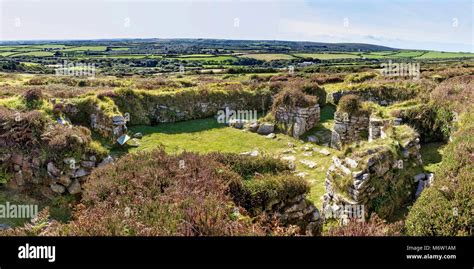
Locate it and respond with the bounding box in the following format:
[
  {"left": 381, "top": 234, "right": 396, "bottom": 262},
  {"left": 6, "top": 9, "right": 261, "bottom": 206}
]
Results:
[
  {"left": 240, "top": 53, "right": 295, "bottom": 61},
  {"left": 110, "top": 47, "right": 130, "bottom": 51},
  {"left": 420, "top": 142, "right": 445, "bottom": 173},
  {"left": 11, "top": 51, "right": 54, "bottom": 57},
  {"left": 391, "top": 51, "right": 426, "bottom": 58},
  {"left": 10, "top": 48, "right": 42, "bottom": 52},
  {"left": 168, "top": 55, "right": 236, "bottom": 63},
  {"left": 125, "top": 117, "right": 336, "bottom": 208},
  {"left": 174, "top": 54, "right": 216, "bottom": 58},
  {"left": 0, "top": 52, "right": 17, "bottom": 57},
  {"left": 294, "top": 53, "right": 360, "bottom": 60},
  {"left": 86, "top": 54, "right": 150, "bottom": 59},
  {"left": 415, "top": 51, "right": 474, "bottom": 59},
  {"left": 62, "top": 46, "right": 107, "bottom": 52}
]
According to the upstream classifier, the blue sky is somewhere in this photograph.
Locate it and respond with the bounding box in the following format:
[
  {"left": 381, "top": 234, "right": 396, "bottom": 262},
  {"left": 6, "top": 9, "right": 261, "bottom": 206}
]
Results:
[{"left": 0, "top": 0, "right": 472, "bottom": 52}]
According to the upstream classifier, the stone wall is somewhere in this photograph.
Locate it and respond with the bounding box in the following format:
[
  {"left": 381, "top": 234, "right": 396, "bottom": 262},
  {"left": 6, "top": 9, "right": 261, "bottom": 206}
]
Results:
[
  {"left": 274, "top": 105, "right": 320, "bottom": 138},
  {"left": 109, "top": 88, "right": 273, "bottom": 126},
  {"left": 330, "top": 88, "right": 411, "bottom": 107},
  {"left": 3, "top": 151, "right": 110, "bottom": 198},
  {"left": 64, "top": 101, "right": 127, "bottom": 141},
  {"left": 330, "top": 111, "right": 369, "bottom": 149},
  {"left": 265, "top": 193, "right": 321, "bottom": 236},
  {"left": 324, "top": 125, "right": 423, "bottom": 219}
]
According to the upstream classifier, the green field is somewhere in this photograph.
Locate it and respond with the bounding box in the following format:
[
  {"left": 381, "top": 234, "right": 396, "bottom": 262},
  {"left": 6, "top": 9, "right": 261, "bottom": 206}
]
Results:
[
  {"left": 0, "top": 52, "right": 17, "bottom": 57},
  {"left": 11, "top": 51, "right": 54, "bottom": 57},
  {"left": 169, "top": 55, "right": 237, "bottom": 63},
  {"left": 416, "top": 51, "right": 474, "bottom": 59},
  {"left": 240, "top": 53, "right": 296, "bottom": 61},
  {"left": 110, "top": 47, "right": 130, "bottom": 51},
  {"left": 175, "top": 54, "right": 216, "bottom": 58},
  {"left": 62, "top": 46, "right": 107, "bottom": 52},
  {"left": 294, "top": 53, "right": 361, "bottom": 60},
  {"left": 391, "top": 51, "right": 426, "bottom": 58}
]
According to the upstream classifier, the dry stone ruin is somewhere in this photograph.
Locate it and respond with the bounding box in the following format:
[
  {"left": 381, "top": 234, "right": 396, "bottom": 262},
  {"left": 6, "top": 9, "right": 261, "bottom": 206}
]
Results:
[{"left": 274, "top": 104, "right": 320, "bottom": 138}]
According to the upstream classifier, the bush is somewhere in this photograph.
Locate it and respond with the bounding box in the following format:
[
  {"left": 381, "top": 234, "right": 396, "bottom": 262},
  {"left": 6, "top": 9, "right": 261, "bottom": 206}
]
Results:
[
  {"left": 324, "top": 214, "right": 404, "bottom": 236},
  {"left": 271, "top": 88, "right": 318, "bottom": 114},
  {"left": 337, "top": 94, "right": 366, "bottom": 115},
  {"left": 208, "top": 152, "right": 289, "bottom": 179},
  {"left": 406, "top": 109, "right": 474, "bottom": 236},
  {"left": 1, "top": 150, "right": 309, "bottom": 236},
  {"left": 23, "top": 88, "right": 44, "bottom": 109},
  {"left": 300, "top": 82, "right": 327, "bottom": 106}
]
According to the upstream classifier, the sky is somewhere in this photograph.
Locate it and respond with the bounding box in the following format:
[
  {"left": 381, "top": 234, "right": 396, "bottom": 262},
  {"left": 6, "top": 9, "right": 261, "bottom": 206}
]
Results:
[{"left": 0, "top": 0, "right": 472, "bottom": 52}]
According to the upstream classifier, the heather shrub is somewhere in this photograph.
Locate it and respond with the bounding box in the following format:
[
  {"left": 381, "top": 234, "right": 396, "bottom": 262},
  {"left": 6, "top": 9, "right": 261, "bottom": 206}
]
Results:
[
  {"left": 233, "top": 173, "right": 309, "bottom": 215},
  {"left": 48, "top": 149, "right": 271, "bottom": 235},
  {"left": 324, "top": 214, "right": 404, "bottom": 236},
  {"left": 309, "top": 73, "right": 345, "bottom": 84},
  {"left": 208, "top": 152, "right": 289, "bottom": 179},
  {"left": 2, "top": 150, "right": 309, "bottom": 236},
  {"left": 208, "top": 153, "right": 308, "bottom": 214},
  {"left": 0, "top": 107, "right": 47, "bottom": 149},
  {"left": 337, "top": 94, "right": 368, "bottom": 115},
  {"left": 300, "top": 82, "right": 327, "bottom": 106},
  {"left": 23, "top": 88, "right": 44, "bottom": 109},
  {"left": 430, "top": 75, "right": 474, "bottom": 114},
  {"left": 271, "top": 88, "right": 318, "bottom": 115}
]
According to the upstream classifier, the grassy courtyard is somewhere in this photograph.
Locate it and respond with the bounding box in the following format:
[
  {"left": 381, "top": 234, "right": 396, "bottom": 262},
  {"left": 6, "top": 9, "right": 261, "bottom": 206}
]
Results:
[{"left": 126, "top": 117, "right": 337, "bottom": 208}]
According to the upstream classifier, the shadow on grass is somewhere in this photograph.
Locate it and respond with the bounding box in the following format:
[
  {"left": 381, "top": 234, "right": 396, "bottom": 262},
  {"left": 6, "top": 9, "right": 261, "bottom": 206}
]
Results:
[
  {"left": 301, "top": 104, "right": 336, "bottom": 144},
  {"left": 420, "top": 142, "right": 445, "bottom": 167}
]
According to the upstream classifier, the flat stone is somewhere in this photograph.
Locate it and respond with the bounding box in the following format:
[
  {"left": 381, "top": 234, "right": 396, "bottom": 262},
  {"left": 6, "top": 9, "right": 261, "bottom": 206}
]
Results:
[
  {"left": 98, "top": 156, "right": 114, "bottom": 167},
  {"left": 133, "top": 132, "right": 143, "bottom": 139},
  {"left": 51, "top": 183, "right": 66, "bottom": 194},
  {"left": 345, "top": 157, "right": 358, "bottom": 169},
  {"left": 415, "top": 180, "right": 426, "bottom": 198},
  {"left": 340, "top": 165, "right": 351, "bottom": 175},
  {"left": 257, "top": 123, "right": 275, "bottom": 135},
  {"left": 117, "top": 134, "right": 131, "bottom": 146},
  {"left": 281, "top": 155, "right": 296, "bottom": 162},
  {"left": 247, "top": 122, "right": 259, "bottom": 132},
  {"left": 296, "top": 172, "right": 308, "bottom": 178},
  {"left": 307, "top": 136, "right": 319, "bottom": 143},
  {"left": 282, "top": 148, "right": 296, "bottom": 154},
  {"left": 73, "top": 168, "right": 90, "bottom": 178},
  {"left": 266, "top": 133, "right": 276, "bottom": 139},
  {"left": 81, "top": 161, "right": 95, "bottom": 168},
  {"left": 67, "top": 179, "right": 82, "bottom": 194},
  {"left": 414, "top": 173, "right": 426, "bottom": 182},
  {"left": 300, "top": 160, "right": 317, "bottom": 169},
  {"left": 317, "top": 148, "right": 331, "bottom": 156},
  {"left": 58, "top": 176, "right": 72, "bottom": 186}
]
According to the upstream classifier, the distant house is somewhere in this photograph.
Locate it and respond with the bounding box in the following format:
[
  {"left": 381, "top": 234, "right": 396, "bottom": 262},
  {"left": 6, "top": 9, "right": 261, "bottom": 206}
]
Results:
[{"left": 297, "top": 61, "right": 315, "bottom": 67}]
